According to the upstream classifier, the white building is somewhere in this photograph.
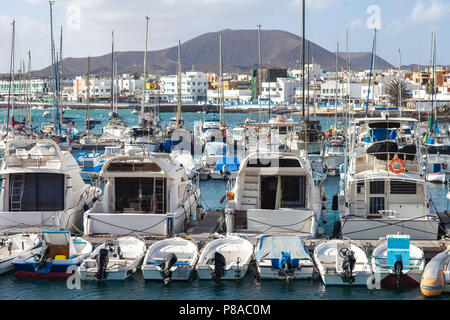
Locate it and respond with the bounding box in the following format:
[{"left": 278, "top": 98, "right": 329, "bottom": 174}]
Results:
[
  {"left": 207, "top": 89, "right": 252, "bottom": 104},
  {"left": 260, "top": 78, "right": 300, "bottom": 104},
  {"left": 289, "top": 64, "right": 323, "bottom": 81},
  {"left": 319, "top": 80, "right": 363, "bottom": 105},
  {"left": 0, "top": 79, "right": 50, "bottom": 96},
  {"left": 160, "top": 71, "right": 208, "bottom": 103}
]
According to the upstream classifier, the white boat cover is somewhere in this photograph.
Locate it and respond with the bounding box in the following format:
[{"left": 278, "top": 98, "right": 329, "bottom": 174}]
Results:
[{"left": 257, "top": 236, "right": 310, "bottom": 261}]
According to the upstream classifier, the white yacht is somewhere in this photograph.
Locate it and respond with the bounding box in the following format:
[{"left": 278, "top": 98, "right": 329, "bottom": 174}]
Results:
[
  {"left": 337, "top": 116, "right": 440, "bottom": 240},
  {"left": 0, "top": 139, "right": 99, "bottom": 233},
  {"left": 323, "top": 135, "right": 346, "bottom": 176},
  {"left": 224, "top": 151, "right": 327, "bottom": 238},
  {"left": 83, "top": 153, "right": 200, "bottom": 237}
]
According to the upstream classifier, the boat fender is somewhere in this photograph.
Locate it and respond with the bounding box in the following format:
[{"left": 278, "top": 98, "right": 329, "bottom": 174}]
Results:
[
  {"left": 212, "top": 252, "right": 226, "bottom": 283},
  {"left": 160, "top": 253, "right": 178, "bottom": 284},
  {"left": 394, "top": 260, "right": 403, "bottom": 287},
  {"left": 321, "top": 211, "right": 328, "bottom": 224},
  {"left": 96, "top": 248, "right": 109, "bottom": 280},
  {"left": 332, "top": 195, "right": 338, "bottom": 211},
  {"left": 332, "top": 221, "right": 341, "bottom": 239},
  {"left": 83, "top": 203, "right": 89, "bottom": 211},
  {"left": 340, "top": 248, "right": 356, "bottom": 285},
  {"left": 420, "top": 250, "right": 448, "bottom": 297}
]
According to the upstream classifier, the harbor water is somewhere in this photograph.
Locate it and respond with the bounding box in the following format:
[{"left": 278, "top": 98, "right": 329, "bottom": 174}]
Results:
[{"left": 0, "top": 108, "right": 448, "bottom": 300}]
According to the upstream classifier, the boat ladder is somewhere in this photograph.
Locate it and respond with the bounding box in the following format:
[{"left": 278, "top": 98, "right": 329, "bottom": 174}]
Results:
[{"left": 10, "top": 174, "right": 25, "bottom": 212}]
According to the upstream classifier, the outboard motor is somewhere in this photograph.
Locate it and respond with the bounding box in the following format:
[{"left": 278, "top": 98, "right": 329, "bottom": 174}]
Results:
[
  {"left": 394, "top": 260, "right": 403, "bottom": 288},
  {"left": 340, "top": 248, "right": 356, "bottom": 285},
  {"left": 35, "top": 245, "right": 51, "bottom": 272},
  {"left": 212, "top": 252, "right": 226, "bottom": 283},
  {"left": 277, "top": 252, "right": 294, "bottom": 280},
  {"left": 96, "top": 248, "right": 110, "bottom": 280},
  {"left": 160, "top": 253, "right": 178, "bottom": 284}
]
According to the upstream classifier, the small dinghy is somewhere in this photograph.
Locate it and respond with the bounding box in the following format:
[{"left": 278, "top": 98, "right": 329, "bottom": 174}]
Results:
[
  {"left": 12, "top": 230, "right": 92, "bottom": 278},
  {"left": 254, "top": 235, "right": 314, "bottom": 280},
  {"left": 420, "top": 246, "right": 450, "bottom": 297},
  {"left": 196, "top": 235, "right": 253, "bottom": 281},
  {"left": 313, "top": 239, "right": 372, "bottom": 286},
  {"left": 371, "top": 234, "right": 425, "bottom": 287},
  {"left": 142, "top": 237, "right": 199, "bottom": 283},
  {"left": 78, "top": 236, "right": 146, "bottom": 281},
  {"left": 0, "top": 233, "right": 41, "bottom": 274}
]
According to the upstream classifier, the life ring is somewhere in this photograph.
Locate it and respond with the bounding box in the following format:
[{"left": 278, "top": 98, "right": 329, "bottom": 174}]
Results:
[{"left": 389, "top": 158, "right": 405, "bottom": 174}]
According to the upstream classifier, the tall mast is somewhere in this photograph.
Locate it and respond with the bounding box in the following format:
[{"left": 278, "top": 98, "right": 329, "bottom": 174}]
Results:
[
  {"left": 257, "top": 24, "right": 262, "bottom": 123},
  {"left": 301, "top": 0, "right": 305, "bottom": 121},
  {"left": 49, "top": 0, "right": 58, "bottom": 131},
  {"left": 365, "top": 28, "right": 376, "bottom": 116},
  {"left": 111, "top": 31, "right": 115, "bottom": 116},
  {"left": 307, "top": 41, "right": 310, "bottom": 120},
  {"left": 346, "top": 28, "right": 350, "bottom": 129},
  {"left": 176, "top": 40, "right": 182, "bottom": 129},
  {"left": 219, "top": 33, "right": 225, "bottom": 128},
  {"left": 398, "top": 48, "right": 402, "bottom": 116},
  {"left": 140, "top": 16, "right": 149, "bottom": 122},
  {"left": 58, "top": 26, "right": 63, "bottom": 129},
  {"left": 26, "top": 51, "right": 32, "bottom": 126},
  {"left": 86, "top": 56, "right": 91, "bottom": 136},
  {"left": 6, "top": 19, "right": 15, "bottom": 134},
  {"left": 432, "top": 33, "right": 437, "bottom": 122}
]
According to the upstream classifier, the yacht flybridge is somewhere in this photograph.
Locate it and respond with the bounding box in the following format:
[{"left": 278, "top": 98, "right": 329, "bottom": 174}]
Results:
[
  {"left": 0, "top": 139, "right": 99, "bottom": 233},
  {"left": 224, "top": 151, "right": 327, "bottom": 238},
  {"left": 337, "top": 115, "right": 440, "bottom": 240},
  {"left": 84, "top": 153, "right": 200, "bottom": 237}
]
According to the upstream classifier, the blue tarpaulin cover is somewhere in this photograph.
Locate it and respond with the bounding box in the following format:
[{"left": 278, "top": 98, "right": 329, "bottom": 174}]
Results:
[{"left": 214, "top": 156, "right": 239, "bottom": 172}]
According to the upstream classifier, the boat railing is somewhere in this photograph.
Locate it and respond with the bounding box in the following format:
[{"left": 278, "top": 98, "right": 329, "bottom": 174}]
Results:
[
  {"left": 5, "top": 150, "right": 61, "bottom": 169},
  {"left": 351, "top": 152, "right": 421, "bottom": 176}
]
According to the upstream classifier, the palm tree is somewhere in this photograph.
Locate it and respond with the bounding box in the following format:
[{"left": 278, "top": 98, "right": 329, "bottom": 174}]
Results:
[{"left": 387, "top": 79, "right": 409, "bottom": 107}]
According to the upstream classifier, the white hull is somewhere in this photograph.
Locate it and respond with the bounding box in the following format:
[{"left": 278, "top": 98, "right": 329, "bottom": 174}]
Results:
[
  {"left": 340, "top": 217, "right": 439, "bottom": 240},
  {"left": 142, "top": 266, "right": 194, "bottom": 281},
  {"left": 320, "top": 272, "right": 372, "bottom": 286},
  {"left": 196, "top": 264, "right": 249, "bottom": 280},
  {"left": 79, "top": 255, "right": 143, "bottom": 281}
]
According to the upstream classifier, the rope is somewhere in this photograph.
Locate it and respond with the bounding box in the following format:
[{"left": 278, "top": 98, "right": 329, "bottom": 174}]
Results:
[{"left": 87, "top": 215, "right": 167, "bottom": 236}]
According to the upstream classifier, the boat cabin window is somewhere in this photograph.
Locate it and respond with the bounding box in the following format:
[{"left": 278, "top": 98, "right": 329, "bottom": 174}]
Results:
[
  {"left": 114, "top": 177, "right": 166, "bottom": 214},
  {"left": 107, "top": 162, "right": 162, "bottom": 173},
  {"left": 9, "top": 173, "right": 64, "bottom": 211},
  {"left": 369, "top": 197, "right": 385, "bottom": 214},
  {"left": 370, "top": 181, "right": 385, "bottom": 194},
  {"left": 390, "top": 181, "right": 416, "bottom": 195},
  {"left": 247, "top": 158, "right": 301, "bottom": 168},
  {"left": 260, "top": 176, "right": 306, "bottom": 209},
  {"left": 356, "top": 182, "right": 365, "bottom": 194}
]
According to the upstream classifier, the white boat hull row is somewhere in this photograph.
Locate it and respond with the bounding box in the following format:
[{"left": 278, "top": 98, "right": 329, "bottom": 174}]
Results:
[
  {"left": 319, "top": 272, "right": 372, "bottom": 286},
  {"left": 256, "top": 265, "right": 314, "bottom": 280},
  {"left": 196, "top": 264, "right": 249, "bottom": 280},
  {"left": 339, "top": 216, "right": 440, "bottom": 240},
  {"left": 142, "top": 265, "right": 195, "bottom": 281},
  {"left": 84, "top": 189, "right": 200, "bottom": 236}
]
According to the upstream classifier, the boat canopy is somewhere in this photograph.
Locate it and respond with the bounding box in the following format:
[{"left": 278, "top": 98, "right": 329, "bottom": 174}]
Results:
[
  {"left": 214, "top": 156, "right": 239, "bottom": 172},
  {"left": 203, "top": 142, "right": 230, "bottom": 157}
]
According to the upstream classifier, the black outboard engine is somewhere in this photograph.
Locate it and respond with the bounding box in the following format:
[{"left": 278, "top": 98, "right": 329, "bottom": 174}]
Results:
[
  {"left": 340, "top": 248, "right": 356, "bottom": 285},
  {"left": 212, "top": 252, "right": 226, "bottom": 283},
  {"left": 96, "top": 248, "right": 110, "bottom": 280},
  {"left": 35, "top": 245, "right": 51, "bottom": 272},
  {"left": 277, "top": 252, "right": 294, "bottom": 280},
  {"left": 394, "top": 260, "right": 403, "bottom": 287},
  {"left": 160, "top": 253, "right": 178, "bottom": 284}
]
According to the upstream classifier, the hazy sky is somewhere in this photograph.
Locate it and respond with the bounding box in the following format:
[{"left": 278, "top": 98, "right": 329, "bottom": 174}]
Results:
[{"left": 0, "top": 0, "right": 449, "bottom": 73}]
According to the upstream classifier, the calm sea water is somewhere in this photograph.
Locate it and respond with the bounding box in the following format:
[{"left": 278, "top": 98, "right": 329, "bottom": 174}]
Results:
[{"left": 0, "top": 107, "right": 448, "bottom": 300}]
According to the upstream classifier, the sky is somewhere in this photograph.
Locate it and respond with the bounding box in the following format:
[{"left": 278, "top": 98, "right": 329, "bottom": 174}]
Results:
[{"left": 0, "top": 0, "right": 449, "bottom": 73}]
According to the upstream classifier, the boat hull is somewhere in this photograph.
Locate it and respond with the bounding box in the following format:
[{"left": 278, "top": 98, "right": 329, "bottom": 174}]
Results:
[
  {"left": 257, "top": 265, "right": 314, "bottom": 280},
  {"left": 319, "top": 272, "right": 372, "bottom": 286},
  {"left": 196, "top": 265, "right": 249, "bottom": 280},
  {"left": 142, "top": 265, "right": 194, "bottom": 281}
]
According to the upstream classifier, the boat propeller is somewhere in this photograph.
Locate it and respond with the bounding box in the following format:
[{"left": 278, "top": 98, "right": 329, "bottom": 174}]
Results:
[
  {"left": 160, "top": 253, "right": 178, "bottom": 284},
  {"left": 339, "top": 248, "right": 356, "bottom": 285},
  {"left": 96, "top": 248, "right": 110, "bottom": 280},
  {"left": 212, "top": 252, "right": 226, "bottom": 283},
  {"left": 394, "top": 261, "right": 403, "bottom": 287}
]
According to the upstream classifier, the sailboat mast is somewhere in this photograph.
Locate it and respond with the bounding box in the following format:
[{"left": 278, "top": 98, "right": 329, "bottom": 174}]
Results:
[
  {"left": 6, "top": 19, "right": 15, "bottom": 134},
  {"left": 307, "top": 41, "right": 310, "bottom": 120},
  {"left": 219, "top": 33, "right": 224, "bottom": 127},
  {"left": 335, "top": 42, "right": 339, "bottom": 129},
  {"left": 27, "top": 51, "right": 32, "bottom": 127},
  {"left": 432, "top": 33, "right": 437, "bottom": 122},
  {"left": 301, "top": 0, "right": 305, "bottom": 121},
  {"left": 86, "top": 56, "right": 91, "bottom": 135},
  {"left": 140, "top": 16, "right": 149, "bottom": 122},
  {"left": 257, "top": 24, "right": 262, "bottom": 123},
  {"left": 398, "top": 48, "right": 402, "bottom": 116},
  {"left": 111, "top": 31, "right": 115, "bottom": 115},
  {"left": 58, "top": 26, "right": 63, "bottom": 130},
  {"left": 176, "top": 40, "right": 182, "bottom": 129},
  {"left": 49, "top": 0, "right": 59, "bottom": 133}
]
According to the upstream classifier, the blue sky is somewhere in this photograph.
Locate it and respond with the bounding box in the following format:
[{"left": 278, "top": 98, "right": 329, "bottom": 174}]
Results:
[{"left": 0, "top": 0, "right": 449, "bottom": 73}]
